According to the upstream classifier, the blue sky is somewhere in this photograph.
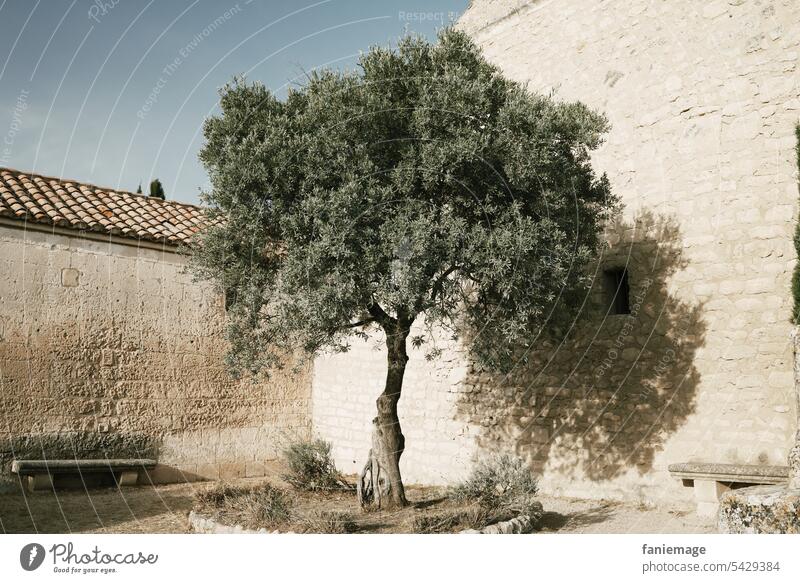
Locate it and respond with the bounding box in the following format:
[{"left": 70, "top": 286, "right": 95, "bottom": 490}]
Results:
[{"left": 0, "top": 0, "right": 467, "bottom": 204}]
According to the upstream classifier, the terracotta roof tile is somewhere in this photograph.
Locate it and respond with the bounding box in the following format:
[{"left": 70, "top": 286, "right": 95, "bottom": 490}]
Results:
[{"left": 0, "top": 167, "right": 211, "bottom": 245}]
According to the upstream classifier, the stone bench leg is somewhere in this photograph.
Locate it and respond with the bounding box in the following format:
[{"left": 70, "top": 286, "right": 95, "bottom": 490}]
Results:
[
  {"left": 25, "top": 473, "right": 53, "bottom": 492},
  {"left": 693, "top": 480, "right": 731, "bottom": 517},
  {"left": 117, "top": 471, "right": 139, "bottom": 486}
]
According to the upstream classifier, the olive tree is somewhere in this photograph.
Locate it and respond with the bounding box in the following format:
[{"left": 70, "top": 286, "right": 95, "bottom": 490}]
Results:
[{"left": 191, "top": 29, "right": 616, "bottom": 509}]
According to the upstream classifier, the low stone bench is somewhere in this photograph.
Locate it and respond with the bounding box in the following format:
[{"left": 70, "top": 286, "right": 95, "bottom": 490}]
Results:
[
  {"left": 668, "top": 462, "right": 789, "bottom": 517},
  {"left": 11, "top": 459, "right": 157, "bottom": 492}
]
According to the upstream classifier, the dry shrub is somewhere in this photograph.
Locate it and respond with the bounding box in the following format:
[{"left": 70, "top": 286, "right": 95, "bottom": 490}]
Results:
[
  {"left": 411, "top": 504, "right": 495, "bottom": 533},
  {"left": 299, "top": 510, "right": 357, "bottom": 534},
  {"left": 196, "top": 482, "right": 293, "bottom": 530},
  {"left": 411, "top": 510, "right": 463, "bottom": 534},
  {"left": 282, "top": 439, "right": 347, "bottom": 492},
  {"left": 195, "top": 483, "right": 248, "bottom": 507},
  {"left": 448, "top": 454, "right": 542, "bottom": 529},
  {"left": 451, "top": 453, "right": 538, "bottom": 504}
]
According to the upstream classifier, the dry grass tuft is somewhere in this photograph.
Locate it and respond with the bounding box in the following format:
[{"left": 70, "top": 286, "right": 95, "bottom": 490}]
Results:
[
  {"left": 298, "top": 510, "right": 357, "bottom": 534},
  {"left": 195, "top": 482, "right": 293, "bottom": 530}
]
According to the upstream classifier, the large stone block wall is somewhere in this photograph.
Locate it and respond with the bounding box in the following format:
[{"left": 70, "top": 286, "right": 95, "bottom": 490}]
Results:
[
  {"left": 0, "top": 224, "right": 311, "bottom": 489},
  {"left": 313, "top": 0, "right": 800, "bottom": 504}
]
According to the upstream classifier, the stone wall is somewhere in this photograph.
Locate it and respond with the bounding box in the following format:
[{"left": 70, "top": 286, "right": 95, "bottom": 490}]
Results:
[
  {"left": 0, "top": 223, "right": 311, "bottom": 489},
  {"left": 313, "top": 0, "right": 800, "bottom": 504},
  {"left": 313, "top": 320, "right": 477, "bottom": 486}
]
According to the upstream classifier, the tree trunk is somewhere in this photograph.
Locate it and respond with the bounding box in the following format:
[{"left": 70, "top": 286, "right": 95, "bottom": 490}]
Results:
[{"left": 357, "top": 324, "right": 410, "bottom": 509}]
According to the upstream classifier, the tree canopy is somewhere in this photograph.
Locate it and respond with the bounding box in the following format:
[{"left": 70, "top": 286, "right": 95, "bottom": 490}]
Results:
[{"left": 192, "top": 28, "right": 616, "bottom": 378}]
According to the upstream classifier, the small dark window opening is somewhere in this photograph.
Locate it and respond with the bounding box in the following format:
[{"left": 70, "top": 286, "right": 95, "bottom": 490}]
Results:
[{"left": 603, "top": 268, "right": 630, "bottom": 315}]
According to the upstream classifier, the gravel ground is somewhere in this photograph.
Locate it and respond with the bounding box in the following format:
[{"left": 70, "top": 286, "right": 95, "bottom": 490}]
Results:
[
  {"left": 536, "top": 495, "right": 715, "bottom": 534},
  {"left": 0, "top": 481, "right": 714, "bottom": 534}
]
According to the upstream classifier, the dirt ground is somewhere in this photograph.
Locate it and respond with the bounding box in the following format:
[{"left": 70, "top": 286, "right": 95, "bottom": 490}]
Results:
[
  {"left": 0, "top": 479, "right": 714, "bottom": 534},
  {"left": 535, "top": 495, "right": 715, "bottom": 534},
  {"left": 196, "top": 480, "right": 477, "bottom": 533}
]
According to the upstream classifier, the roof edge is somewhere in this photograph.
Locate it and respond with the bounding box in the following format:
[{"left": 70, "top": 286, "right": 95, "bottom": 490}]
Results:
[
  {"left": 0, "top": 216, "right": 185, "bottom": 254},
  {"left": 0, "top": 165, "right": 205, "bottom": 211}
]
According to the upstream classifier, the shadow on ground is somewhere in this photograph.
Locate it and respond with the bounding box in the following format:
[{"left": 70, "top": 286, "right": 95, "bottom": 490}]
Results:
[
  {"left": 537, "top": 502, "right": 619, "bottom": 531},
  {"left": 0, "top": 483, "right": 194, "bottom": 534}
]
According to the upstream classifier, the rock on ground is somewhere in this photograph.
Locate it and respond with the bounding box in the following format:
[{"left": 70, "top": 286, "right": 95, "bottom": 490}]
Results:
[{"left": 718, "top": 485, "right": 800, "bottom": 534}]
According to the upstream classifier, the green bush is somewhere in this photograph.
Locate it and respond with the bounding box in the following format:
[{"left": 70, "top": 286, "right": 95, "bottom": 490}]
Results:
[
  {"left": 282, "top": 438, "right": 345, "bottom": 491},
  {"left": 451, "top": 453, "right": 538, "bottom": 506},
  {"left": 448, "top": 453, "right": 542, "bottom": 529}
]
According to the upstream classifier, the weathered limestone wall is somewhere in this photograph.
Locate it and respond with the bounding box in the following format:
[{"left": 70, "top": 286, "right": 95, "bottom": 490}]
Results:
[
  {"left": 314, "top": 0, "right": 800, "bottom": 504},
  {"left": 0, "top": 224, "right": 311, "bottom": 489},
  {"left": 313, "top": 321, "right": 477, "bottom": 486}
]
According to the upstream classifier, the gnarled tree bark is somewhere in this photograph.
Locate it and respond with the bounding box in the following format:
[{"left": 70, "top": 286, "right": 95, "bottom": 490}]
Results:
[{"left": 357, "top": 321, "right": 410, "bottom": 509}]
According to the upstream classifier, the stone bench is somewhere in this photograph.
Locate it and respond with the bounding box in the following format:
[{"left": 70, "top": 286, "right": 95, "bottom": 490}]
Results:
[
  {"left": 668, "top": 462, "right": 789, "bottom": 517},
  {"left": 11, "top": 459, "right": 157, "bottom": 492}
]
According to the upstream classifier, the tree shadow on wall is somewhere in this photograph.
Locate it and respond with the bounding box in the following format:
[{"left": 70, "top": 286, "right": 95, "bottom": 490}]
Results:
[{"left": 456, "top": 210, "right": 706, "bottom": 482}]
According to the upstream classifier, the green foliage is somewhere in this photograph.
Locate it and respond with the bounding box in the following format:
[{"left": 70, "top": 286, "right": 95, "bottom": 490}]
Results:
[
  {"left": 450, "top": 453, "right": 539, "bottom": 512},
  {"left": 136, "top": 183, "right": 142, "bottom": 194},
  {"left": 451, "top": 453, "right": 538, "bottom": 501},
  {"left": 191, "top": 27, "right": 617, "bottom": 377},
  {"left": 195, "top": 482, "right": 293, "bottom": 529},
  {"left": 282, "top": 438, "right": 345, "bottom": 491},
  {"left": 149, "top": 178, "right": 165, "bottom": 199},
  {"left": 793, "top": 124, "right": 800, "bottom": 323}
]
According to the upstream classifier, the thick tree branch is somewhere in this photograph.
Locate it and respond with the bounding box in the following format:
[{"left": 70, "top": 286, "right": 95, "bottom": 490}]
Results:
[
  {"left": 367, "top": 302, "right": 395, "bottom": 327},
  {"left": 339, "top": 317, "right": 376, "bottom": 329},
  {"left": 430, "top": 265, "right": 459, "bottom": 303}
]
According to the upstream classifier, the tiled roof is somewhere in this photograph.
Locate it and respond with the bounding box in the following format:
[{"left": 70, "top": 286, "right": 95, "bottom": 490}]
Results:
[{"left": 0, "top": 167, "right": 208, "bottom": 245}]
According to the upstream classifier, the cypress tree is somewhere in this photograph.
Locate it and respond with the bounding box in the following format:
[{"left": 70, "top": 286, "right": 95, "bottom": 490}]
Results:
[{"left": 149, "top": 179, "right": 165, "bottom": 200}]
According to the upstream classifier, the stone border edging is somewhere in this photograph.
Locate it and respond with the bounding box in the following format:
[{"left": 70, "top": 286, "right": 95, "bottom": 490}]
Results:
[
  {"left": 460, "top": 513, "right": 538, "bottom": 534},
  {"left": 189, "top": 510, "right": 285, "bottom": 534},
  {"left": 190, "top": 507, "right": 541, "bottom": 534}
]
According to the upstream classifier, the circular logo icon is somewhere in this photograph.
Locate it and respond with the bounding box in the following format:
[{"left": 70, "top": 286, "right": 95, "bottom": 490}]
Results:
[{"left": 20, "top": 543, "right": 46, "bottom": 571}]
